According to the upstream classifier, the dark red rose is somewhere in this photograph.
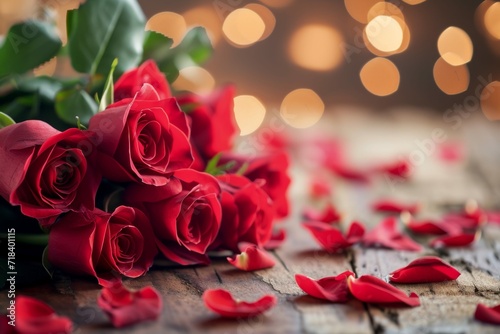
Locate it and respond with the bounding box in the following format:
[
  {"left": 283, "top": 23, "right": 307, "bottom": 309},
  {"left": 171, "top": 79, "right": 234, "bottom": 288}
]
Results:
[
  {"left": 220, "top": 152, "right": 291, "bottom": 218},
  {"left": 124, "top": 169, "right": 222, "bottom": 265},
  {"left": 89, "top": 84, "right": 193, "bottom": 186},
  {"left": 212, "top": 174, "right": 274, "bottom": 251},
  {"left": 177, "top": 86, "right": 237, "bottom": 167},
  {"left": 114, "top": 60, "right": 171, "bottom": 101},
  {"left": 48, "top": 206, "right": 157, "bottom": 286},
  {"left": 0, "top": 120, "right": 101, "bottom": 227}
]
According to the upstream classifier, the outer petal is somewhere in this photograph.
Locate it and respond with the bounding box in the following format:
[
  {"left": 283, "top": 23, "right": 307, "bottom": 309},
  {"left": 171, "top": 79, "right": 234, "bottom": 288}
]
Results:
[
  {"left": 347, "top": 275, "right": 420, "bottom": 307},
  {"left": 389, "top": 256, "right": 461, "bottom": 283},
  {"left": 295, "top": 271, "right": 354, "bottom": 302},
  {"left": 227, "top": 244, "right": 275, "bottom": 271},
  {"left": 303, "top": 203, "right": 342, "bottom": 224},
  {"left": 16, "top": 296, "right": 72, "bottom": 334},
  {"left": 474, "top": 304, "right": 500, "bottom": 325},
  {"left": 202, "top": 289, "right": 277, "bottom": 318}
]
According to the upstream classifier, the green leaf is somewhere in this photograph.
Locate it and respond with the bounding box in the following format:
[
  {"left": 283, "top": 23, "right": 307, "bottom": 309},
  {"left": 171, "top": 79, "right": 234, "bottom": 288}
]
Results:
[
  {"left": 142, "top": 31, "right": 173, "bottom": 62},
  {"left": 0, "top": 20, "right": 62, "bottom": 77},
  {"left": 14, "top": 76, "right": 65, "bottom": 101},
  {"left": 55, "top": 88, "right": 98, "bottom": 125},
  {"left": 0, "top": 111, "right": 15, "bottom": 128},
  {"left": 98, "top": 58, "right": 118, "bottom": 112},
  {"left": 205, "top": 153, "right": 237, "bottom": 176},
  {"left": 67, "top": 0, "right": 145, "bottom": 75}
]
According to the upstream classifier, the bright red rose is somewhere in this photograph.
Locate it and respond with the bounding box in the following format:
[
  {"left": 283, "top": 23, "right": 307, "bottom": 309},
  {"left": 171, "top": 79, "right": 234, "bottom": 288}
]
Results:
[
  {"left": 48, "top": 206, "right": 157, "bottom": 286},
  {"left": 124, "top": 169, "right": 222, "bottom": 265},
  {"left": 177, "top": 86, "right": 237, "bottom": 166},
  {"left": 212, "top": 174, "right": 274, "bottom": 251},
  {"left": 114, "top": 60, "right": 171, "bottom": 101},
  {"left": 89, "top": 84, "right": 193, "bottom": 186},
  {"left": 220, "top": 152, "right": 291, "bottom": 218},
  {"left": 0, "top": 120, "right": 101, "bottom": 227}
]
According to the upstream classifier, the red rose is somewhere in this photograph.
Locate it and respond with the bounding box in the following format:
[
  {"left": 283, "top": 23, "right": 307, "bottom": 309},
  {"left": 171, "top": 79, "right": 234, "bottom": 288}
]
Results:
[
  {"left": 220, "top": 152, "right": 291, "bottom": 218},
  {"left": 48, "top": 206, "right": 157, "bottom": 286},
  {"left": 177, "top": 86, "right": 237, "bottom": 168},
  {"left": 0, "top": 120, "right": 101, "bottom": 227},
  {"left": 114, "top": 60, "right": 171, "bottom": 101},
  {"left": 212, "top": 174, "right": 274, "bottom": 251},
  {"left": 124, "top": 169, "right": 222, "bottom": 265},
  {"left": 89, "top": 84, "right": 193, "bottom": 186}
]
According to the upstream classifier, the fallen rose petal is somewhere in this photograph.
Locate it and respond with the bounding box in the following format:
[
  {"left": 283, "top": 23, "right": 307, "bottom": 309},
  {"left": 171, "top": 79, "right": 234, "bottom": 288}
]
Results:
[
  {"left": 303, "top": 221, "right": 365, "bottom": 253},
  {"left": 372, "top": 199, "right": 420, "bottom": 215},
  {"left": 347, "top": 275, "right": 420, "bottom": 307},
  {"left": 202, "top": 289, "right": 277, "bottom": 318},
  {"left": 474, "top": 303, "right": 500, "bottom": 325},
  {"left": 402, "top": 213, "right": 461, "bottom": 236},
  {"left": 303, "top": 203, "right": 342, "bottom": 224},
  {"left": 227, "top": 244, "right": 275, "bottom": 271},
  {"left": 374, "top": 159, "right": 412, "bottom": 179},
  {"left": 309, "top": 177, "right": 332, "bottom": 198},
  {"left": 328, "top": 163, "right": 371, "bottom": 183},
  {"left": 346, "top": 221, "right": 366, "bottom": 244},
  {"left": 16, "top": 296, "right": 72, "bottom": 334},
  {"left": 389, "top": 256, "right": 461, "bottom": 283},
  {"left": 0, "top": 316, "right": 15, "bottom": 334},
  {"left": 264, "top": 229, "right": 286, "bottom": 250},
  {"left": 295, "top": 271, "right": 354, "bottom": 302},
  {"left": 430, "top": 231, "right": 479, "bottom": 248},
  {"left": 97, "top": 281, "right": 162, "bottom": 328},
  {"left": 363, "top": 217, "right": 422, "bottom": 251}
]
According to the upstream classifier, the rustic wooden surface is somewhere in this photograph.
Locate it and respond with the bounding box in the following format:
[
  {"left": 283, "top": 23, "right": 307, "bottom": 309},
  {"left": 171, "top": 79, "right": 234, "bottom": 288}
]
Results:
[{"left": 2, "top": 110, "right": 500, "bottom": 333}]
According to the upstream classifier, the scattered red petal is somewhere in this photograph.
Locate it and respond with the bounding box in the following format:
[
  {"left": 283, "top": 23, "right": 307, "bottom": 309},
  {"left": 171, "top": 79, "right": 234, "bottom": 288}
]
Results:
[
  {"left": 303, "top": 203, "right": 342, "bottom": 224},
  {"left": 372, "top": 199, "right": 420, "bottom": 215},
  {"left": 347, "top": 275, "right": 420, "bottom": 307},
  {"left": 303, "top": 221, "right": 365, "bottom": 253},
  {"left": 374, "top": 159, "right": 412, "bottom": 179},
  {"left": 202, "top": 289, "right": 277, "bottom": 318},
  {"left": 438, "top": 142, "right": 464, "bottom": 163},
  {"left": 474, "top": 304, "right": 500, "bottom": 325},
  {"left": 429, "top": 231, "right": 479, "bottom": 248},
  {"left": 389, "top": 256, "right": 461, "bottom": 283},
  {"left": 227, "top": 244, "right": 276, "bottom": 271},
  {"left": 309, "top": 177, "right": 332, "bottom": 198},
  {"left": 363, "top": 217, "right": 422, "bottom": 251},
  {"left": 328, "top": 163, "right": 371, "bottom": 183},
  {"left": 486, "top": 211, "right": 500, "bottom": 225},
  {"left": 295, "top": 271, "right": 354, "bottom": 302},
  {"left": 402, "top": 214, "right": 461, "bottom": 235},
  {"left": 15, "top": 296, "right": 72, "bottom": 334},
  {"left": 97, "top": 281, "right": 162, "bottom": 328},
  {"left": 264, "top": 229, "right": 286, "bottom": 250}
]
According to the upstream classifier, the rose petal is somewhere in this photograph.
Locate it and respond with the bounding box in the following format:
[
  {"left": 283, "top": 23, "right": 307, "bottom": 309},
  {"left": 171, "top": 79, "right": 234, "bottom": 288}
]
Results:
[
  {"left": 295, "top": 271, "right": 354, "bottom": 302},
  {"left": 429, "top": 231, "right": 479, "bottom": 248},
  {"left": 264, "top": 229, "right": 287, "bottom": 250},
  {"left": 347, "top": 275, "right": 420, "bottom": 307},
  {"left": 303, "top": 203, "right": 342, "bottom": 224},
  {"left": 202, "top": 289, "right": 277, "bottom": 318},
  {"left": 389, "top": 256, "right": 461, "bottom": 283},
  {"left": 16, "top": 296, "right": 72, "bottom": 334},
  {"left": 363, "top": 217, "right": 422, "bottom": 251},
  {"left": 309, "top": 177, "right": 332, "bottom": 198},
  {"left": 328, "top": 163, "right": 371, "bottom": 183},
  {"left": 374, "top": 159, "right": 412, "bottom": 179},
  {"left": 474, "top": 304, "right": 500, "bottom": 325},
  {"left": 227, "top": 244, "right": 275, "bottom": 271},
  {"left": 303, "top": 221, "right": 364, "bottom": 253},
  {"left": 486, "top": 211, "right": 500, "bottom": 225},
  {"left": 97, "top": 281, "right": 162, "bottom": 328},
  {"left": 403, "top": 215, "right": 461, "bottom": 236},
  {"left": 372, "top": 199, "right": 420, "bottom": 215}
]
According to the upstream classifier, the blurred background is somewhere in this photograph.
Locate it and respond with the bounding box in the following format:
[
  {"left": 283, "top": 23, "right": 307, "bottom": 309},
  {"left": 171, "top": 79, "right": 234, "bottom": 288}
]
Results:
[{"left": 1, "top": 0, "right": 500, "bottom": 136}]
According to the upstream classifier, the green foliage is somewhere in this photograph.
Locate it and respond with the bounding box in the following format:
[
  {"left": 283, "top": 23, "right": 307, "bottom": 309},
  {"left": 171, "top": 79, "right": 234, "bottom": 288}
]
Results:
[
  {"left": 55, "top": 88, "right": 98, "bottom": 125},
  {"left": 0, "top": 111, "right": 15, "bottom": 128},
  {"left": 98, "top": 59, "right": 118, "bottom": 112}
]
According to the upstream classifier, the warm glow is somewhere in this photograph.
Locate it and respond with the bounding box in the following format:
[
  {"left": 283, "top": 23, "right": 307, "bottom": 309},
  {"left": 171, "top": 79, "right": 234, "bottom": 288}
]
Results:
[
  {"left": 403, "top": 0, "right": 426, "bottom": 5},
  {"left": 363, "top": 16, "right": 410, "bottom": 56},
  {"left": 259, "top": 0, "right": 294, "bottom": 8},
  {"left": 280, "top": 89, "right": 325, "bottom": 129},
  {"left": 172, "top": 66, "right": 216, "bottom": 95},
  {"left": 365, "top": 15, "right": 404, "bottom": 52},
  {"left": 344, "top": 0, "right": 380, "bottom": 24},
  {"left": 234, "top": 95, "right": 267, "bottom": 136},
  {"left": 34, "top": 57, "right": 58, "bottom": 77},
  {"left": 183, "top": 7, "right": 222, "bottom": 45},
  {"left": 245, "top": 3, "right": 276, "bottom": 41},
  {"left": 367, "top": 2, "right": 404, "bottom": 22},
  {"left": 360, "top": 58, "right": 400, "bottom": 96},
  {"left": 223, "top": 8, "right": 266, "bottom": 46},
  {"left": 484, "top": 2, "right": 500, "bottom": 40},
  {"left": 480, "top": 81, "right": 500, "bottom": 120},
  {"left": 437, "top": 27, "right": 473, "bottom": 66},
  {"left": 433, "top": 57, "right": 469, "bottom": 95},
  {"left": 146, "top": 12, "right": 187, "bottom": 47},
  {"left": 289, "top": 24, "right": 344, "bottom": 71}
]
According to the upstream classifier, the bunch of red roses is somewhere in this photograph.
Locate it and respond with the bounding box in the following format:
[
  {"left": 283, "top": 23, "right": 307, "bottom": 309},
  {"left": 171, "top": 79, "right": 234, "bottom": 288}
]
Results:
[{"left": 0, "top": 60, "right": 290, "bottom": 286}]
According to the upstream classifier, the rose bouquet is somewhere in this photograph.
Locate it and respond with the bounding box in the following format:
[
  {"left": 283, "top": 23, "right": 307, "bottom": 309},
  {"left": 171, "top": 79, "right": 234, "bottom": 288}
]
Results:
[{"left": 0, "top": 0, "right": 290, "bottom": 289}]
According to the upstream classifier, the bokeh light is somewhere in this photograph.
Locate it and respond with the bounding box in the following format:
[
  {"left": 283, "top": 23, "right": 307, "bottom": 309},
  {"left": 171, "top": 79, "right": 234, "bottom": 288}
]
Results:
[
  {"left": 146, "top": 12, "right": 187, "bottom": 47},
  {"left": 480, "top": 81, "right": 500, "bottom": 120},
  {"left": 360, "top": 58, "right": 400, "bottom": 96},
  {"left": 403, "top": 0, "right": 426, "bottom": 5},
  {"left": 367, "top": 2, "right": 404, "bottom": 22},
  {"left": 344, "top": 0, "right": 380, "bottom": 24},
  {"left": 433, "top": 57, "right": 469, "bottom": 95},
  {"left": 288, "top": 24, "right": 344, "bottom": 71},
  {"left": 437, "top": 27, "right": 473, "bottom": 66},
  {"left": 244, "top": 3, "right": 276, "bottom": 41},
  {"left": 183, "top": 6, "right": 222, "bottom": 45},
  {"left": 172, "top": 66, "right": 216, "bottom": 94},
  {"left": 233, "top": 95, "right": 267, "bottom": 136},
  {"left": 259, "top": 0, "right": 294, "bottom": 8},
  {"left": 280, "top": 88, "right": 325, "bottom": 128},
  {"left": 363, "top": 16, "right": 410, "bottom": 56},
  {"left": 33, "top": 57, "right": 58, "bottom": 77},
  {"left": 365, "top": 15, "right": 404, "bottom": 52},
  {"left": 484, "top": 2, "right": 500, "bottom": 40},
  {"left": 223, "top": 8, "right": 266, "bottom": 46}
]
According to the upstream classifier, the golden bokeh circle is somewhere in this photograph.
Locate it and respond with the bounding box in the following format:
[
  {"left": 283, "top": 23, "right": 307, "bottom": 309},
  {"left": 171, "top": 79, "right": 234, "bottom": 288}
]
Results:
[
  {"left": 437, "top": 26, "right": 474, "bottom": 66},
  {"left": 360, "top": 58, "right": 400, "bottom": 96},
  {"left": 280, "top": 89, "right": 325, "bottom": 129},
  {"left": 233, "top": 95, "right": 267, "bottom": 136},
  {"left": 433, "top": 57, "right": 469, "bottom": 95}
]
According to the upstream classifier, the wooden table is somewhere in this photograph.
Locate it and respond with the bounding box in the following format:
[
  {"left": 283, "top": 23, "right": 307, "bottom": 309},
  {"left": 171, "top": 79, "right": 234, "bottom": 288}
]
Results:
[{"left": 3, "top": 110, "right": 500, "bottom": 333}]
